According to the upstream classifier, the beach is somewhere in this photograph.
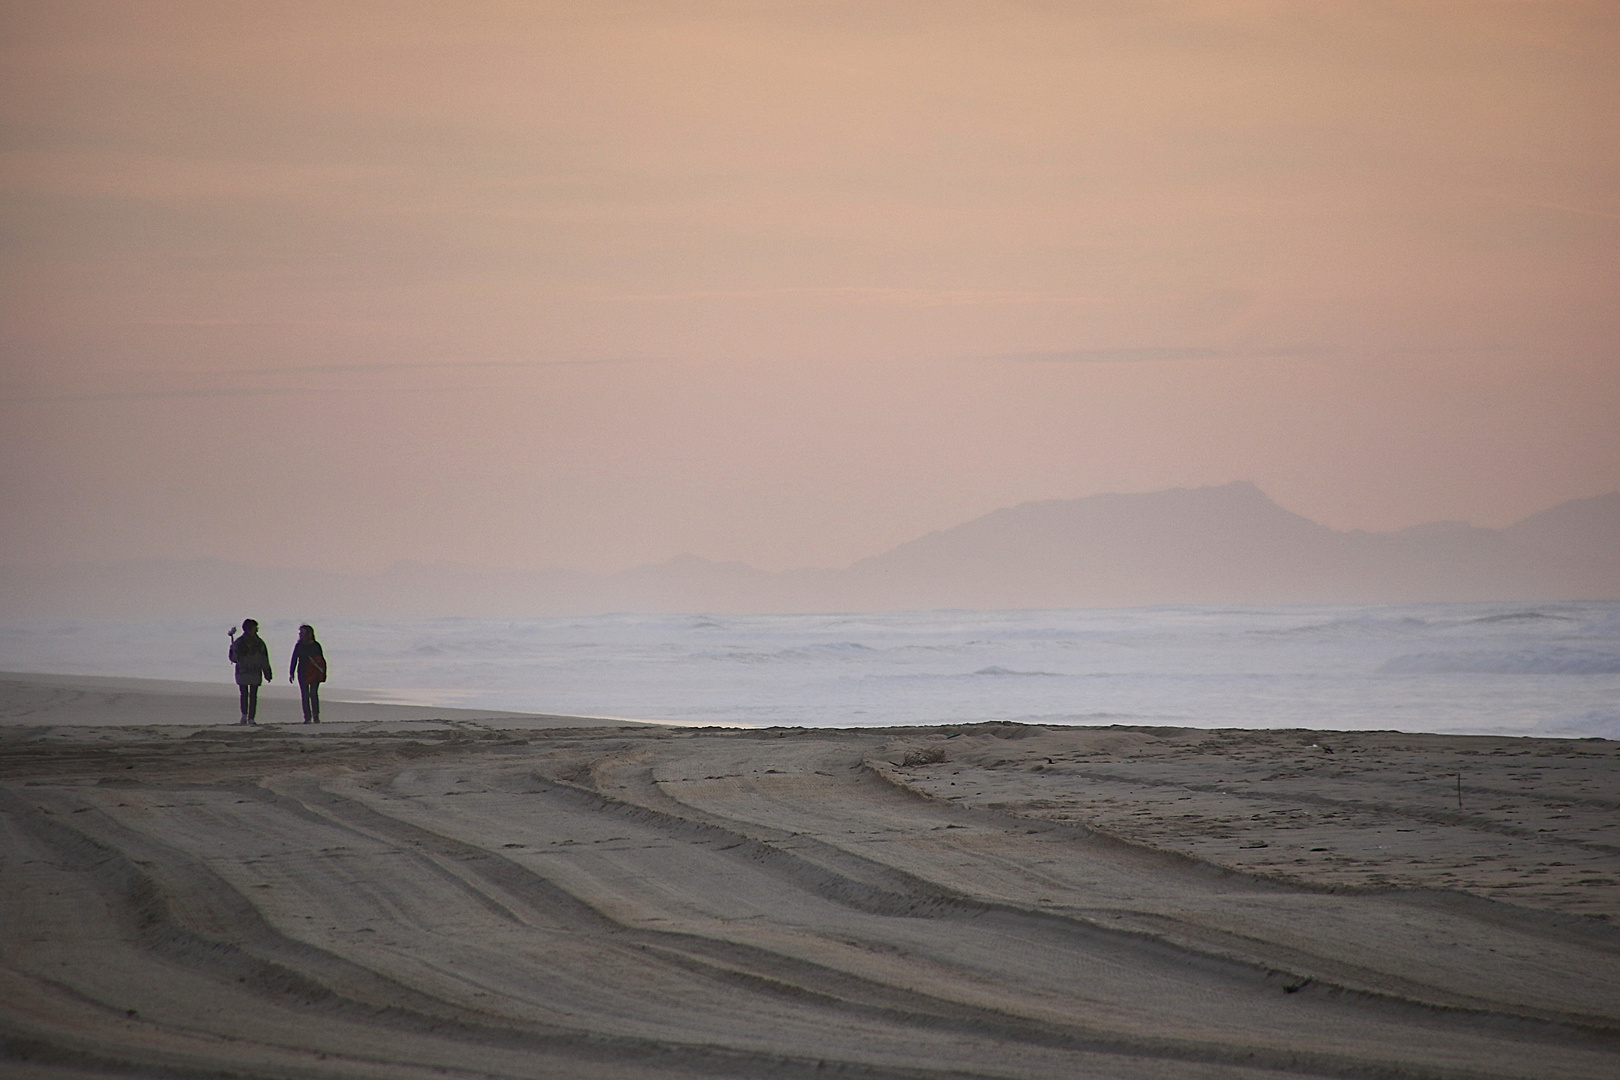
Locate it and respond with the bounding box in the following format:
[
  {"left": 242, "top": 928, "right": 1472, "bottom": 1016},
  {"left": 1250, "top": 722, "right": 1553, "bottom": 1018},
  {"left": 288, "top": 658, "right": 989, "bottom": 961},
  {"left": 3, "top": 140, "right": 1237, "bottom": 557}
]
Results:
[
  {"left": 0, "top": 670, "right": 645, "bottom": 730},
  {"left": 2, "top": 672, "right": 1618, "bottom": 1078}
]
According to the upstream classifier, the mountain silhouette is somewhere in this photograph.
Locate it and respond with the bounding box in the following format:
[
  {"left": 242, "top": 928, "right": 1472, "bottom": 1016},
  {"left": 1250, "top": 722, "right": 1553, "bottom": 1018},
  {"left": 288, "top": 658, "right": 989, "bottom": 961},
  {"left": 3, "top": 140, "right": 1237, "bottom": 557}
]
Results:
[{"left": 4, "top": 483, "right": 1616, "bottom": 616}]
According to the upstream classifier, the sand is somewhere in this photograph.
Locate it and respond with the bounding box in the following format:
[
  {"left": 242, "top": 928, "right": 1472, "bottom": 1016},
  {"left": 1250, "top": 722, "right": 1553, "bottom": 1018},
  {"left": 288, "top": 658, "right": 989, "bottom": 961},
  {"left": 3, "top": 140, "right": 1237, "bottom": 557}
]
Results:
[
  {"left": 2, "top": 674, "right": 1618, "bottom": 1078},
  {"left": 0, "top": 670, "right": 644, "bottom": 729}
]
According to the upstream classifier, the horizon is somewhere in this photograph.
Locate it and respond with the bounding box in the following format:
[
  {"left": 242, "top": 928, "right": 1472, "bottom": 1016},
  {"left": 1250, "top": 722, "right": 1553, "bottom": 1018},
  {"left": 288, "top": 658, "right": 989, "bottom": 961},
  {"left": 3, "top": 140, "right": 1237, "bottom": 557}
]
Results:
[
  {"left": 5, "top": 479, "right": 1618, "bottom": 577},
  {"left": 4, "top": 480, "right": 1615, "bottom": 620}
]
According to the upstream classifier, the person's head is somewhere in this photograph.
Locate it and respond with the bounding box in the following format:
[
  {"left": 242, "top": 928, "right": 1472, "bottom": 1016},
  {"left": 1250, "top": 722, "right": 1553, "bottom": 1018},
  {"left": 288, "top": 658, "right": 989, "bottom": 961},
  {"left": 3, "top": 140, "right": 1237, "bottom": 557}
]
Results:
[
  {"left": 299, "top": 624, "right": 315, "bottom": 641},
  {"left": 242, "top": 618, "right": 259, "bottom": 634}
]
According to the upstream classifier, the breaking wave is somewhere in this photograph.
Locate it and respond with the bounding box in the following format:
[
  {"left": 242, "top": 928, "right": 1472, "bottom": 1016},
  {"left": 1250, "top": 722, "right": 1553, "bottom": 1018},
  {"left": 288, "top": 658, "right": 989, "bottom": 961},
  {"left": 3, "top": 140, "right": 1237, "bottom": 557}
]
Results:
[
  {"left": 1463, "top": 610, "right": 1576, "bottom": 625},
  {"left": 973, "top": 666, "right": 1063, "bottom": 677}
]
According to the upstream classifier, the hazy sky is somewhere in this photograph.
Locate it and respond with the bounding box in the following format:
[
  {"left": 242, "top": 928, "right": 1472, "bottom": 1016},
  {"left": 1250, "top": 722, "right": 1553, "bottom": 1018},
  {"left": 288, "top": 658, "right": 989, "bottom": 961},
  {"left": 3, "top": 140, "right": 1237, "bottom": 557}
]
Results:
[{"left": 2, "top": 1, "right": 1616, "bottom": 574}]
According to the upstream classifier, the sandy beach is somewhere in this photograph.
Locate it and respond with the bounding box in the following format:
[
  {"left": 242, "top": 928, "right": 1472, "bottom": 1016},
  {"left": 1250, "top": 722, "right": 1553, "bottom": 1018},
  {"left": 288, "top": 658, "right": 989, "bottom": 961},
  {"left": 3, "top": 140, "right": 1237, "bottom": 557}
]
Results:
[
  {"left": 0, "top": 671, "right": 646, "bottom": 730},
  {"left": 2, "top": 673, "right": 1618, "bottom": 1078}
]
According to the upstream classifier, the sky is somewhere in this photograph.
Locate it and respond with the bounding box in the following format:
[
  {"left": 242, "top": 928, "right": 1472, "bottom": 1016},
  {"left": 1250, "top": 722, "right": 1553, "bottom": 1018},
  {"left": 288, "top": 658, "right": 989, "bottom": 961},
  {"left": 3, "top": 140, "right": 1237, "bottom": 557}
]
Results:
[{"left": 1, "top": 0, "right": 1616, "bottom": 575}]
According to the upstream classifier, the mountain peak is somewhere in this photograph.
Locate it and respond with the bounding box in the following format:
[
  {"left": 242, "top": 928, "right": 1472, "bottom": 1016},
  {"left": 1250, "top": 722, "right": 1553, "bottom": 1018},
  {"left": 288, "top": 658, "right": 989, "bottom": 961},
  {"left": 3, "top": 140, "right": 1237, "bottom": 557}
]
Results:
[{"left": 5, "top": 486, "right": 1616, "bottom": 616}]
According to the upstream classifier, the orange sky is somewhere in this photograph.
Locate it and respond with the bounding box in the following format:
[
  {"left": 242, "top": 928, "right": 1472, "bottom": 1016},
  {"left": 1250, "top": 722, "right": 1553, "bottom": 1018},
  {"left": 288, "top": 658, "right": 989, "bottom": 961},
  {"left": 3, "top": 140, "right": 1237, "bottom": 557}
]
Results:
[{"left": 2, "top": 1, "right": 1616, "bottom": 574}]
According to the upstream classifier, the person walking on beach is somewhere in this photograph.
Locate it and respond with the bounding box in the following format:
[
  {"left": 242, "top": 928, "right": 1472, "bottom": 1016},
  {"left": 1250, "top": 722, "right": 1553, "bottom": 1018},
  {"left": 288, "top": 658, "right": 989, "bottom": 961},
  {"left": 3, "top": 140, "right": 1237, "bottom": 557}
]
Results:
[
  {"left": 288, "top": 624, "right": 327, "bottom": 724},
  {"left": 228, "top": 619, "right": 273, "bottom": 725}
]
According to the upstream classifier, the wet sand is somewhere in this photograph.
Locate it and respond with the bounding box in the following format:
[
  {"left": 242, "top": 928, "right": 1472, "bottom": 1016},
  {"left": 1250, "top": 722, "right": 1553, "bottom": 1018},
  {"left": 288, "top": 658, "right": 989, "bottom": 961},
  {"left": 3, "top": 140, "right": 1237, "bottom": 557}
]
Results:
[
  {"left": 2, "top": 675, "right": 1618, "bottom": 1078},
  {"left": 0, "top": 670, "right": 645, "bottom": 729}
]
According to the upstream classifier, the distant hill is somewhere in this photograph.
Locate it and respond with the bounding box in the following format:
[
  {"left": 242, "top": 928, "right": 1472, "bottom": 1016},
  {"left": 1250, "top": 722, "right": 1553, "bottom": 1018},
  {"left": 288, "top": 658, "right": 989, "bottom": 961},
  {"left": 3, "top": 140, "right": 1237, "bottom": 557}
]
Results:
[
  {"left": 3, "top": 483, "right": 1616, "bottom": 617},
  {"left": 1501, "top": 492, "right": 1620, "bottom": 578},
  {"left": 831, "top": 482, "right": 1616, "bottom": 609}
]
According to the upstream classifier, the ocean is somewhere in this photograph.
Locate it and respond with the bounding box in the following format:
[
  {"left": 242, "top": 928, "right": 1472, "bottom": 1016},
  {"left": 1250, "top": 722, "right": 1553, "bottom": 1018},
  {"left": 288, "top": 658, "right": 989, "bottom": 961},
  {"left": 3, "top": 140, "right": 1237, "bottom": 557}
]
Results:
[{"left": 3, "top": 601, "right": 1618, "bottom": 737}]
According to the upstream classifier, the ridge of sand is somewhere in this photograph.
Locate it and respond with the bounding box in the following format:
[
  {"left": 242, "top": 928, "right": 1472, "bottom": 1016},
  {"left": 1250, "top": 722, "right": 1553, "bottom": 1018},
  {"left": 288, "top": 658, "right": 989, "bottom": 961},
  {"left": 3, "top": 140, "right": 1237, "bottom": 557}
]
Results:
[
  {"left": 867, "top": 724, "right": 1620, "bottom": 923},
  {"left": 2, "top": 686, "right": 1618, "bottom": 1077}
]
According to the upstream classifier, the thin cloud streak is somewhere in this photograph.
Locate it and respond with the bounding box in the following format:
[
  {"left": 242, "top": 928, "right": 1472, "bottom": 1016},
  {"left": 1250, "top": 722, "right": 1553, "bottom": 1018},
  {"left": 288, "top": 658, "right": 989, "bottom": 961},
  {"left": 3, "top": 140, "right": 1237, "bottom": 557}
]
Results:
[
  {"left": 129, "top": 319, "right": 350, "bottom": 328},
  {"left": 1532, "top": 202, "right": 1620, "bottom": 222},
  {"left": 3, "top": 358, "right": 649, "bottom": 406},
  {"left": 176, "top": 357, "right": 647, "bottom": 379},
  {"left": 996, "top": 347, "right": 1324, "bottom": 364},
  {"left": 0, "top": 384, "right": 531, "bottom": 406},
  {"left": 596, "top": 287, "right": 1116, "bottom": 307},
  {"left": 0, "top": 387, "right": 329, "bottom": 406}
]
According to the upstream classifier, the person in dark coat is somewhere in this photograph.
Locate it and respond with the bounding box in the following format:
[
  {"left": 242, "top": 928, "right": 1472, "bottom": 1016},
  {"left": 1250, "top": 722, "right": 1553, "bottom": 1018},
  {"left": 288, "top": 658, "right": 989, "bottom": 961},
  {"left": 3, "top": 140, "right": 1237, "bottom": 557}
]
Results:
[
  {"left": 288, "top": 624, "right": 327, "bottom": 723},
  {"left": 228, "top": 619, "right": 272, "bottom": 725}
]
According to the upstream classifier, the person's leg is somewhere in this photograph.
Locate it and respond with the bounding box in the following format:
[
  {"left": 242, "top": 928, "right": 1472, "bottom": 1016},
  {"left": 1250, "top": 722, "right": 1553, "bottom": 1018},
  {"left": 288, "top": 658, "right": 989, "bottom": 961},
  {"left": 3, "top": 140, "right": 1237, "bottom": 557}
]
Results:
[
  {"left": 238, "top": 684, "right": 250, "bottom": 723},
  {"left": 309, "top": 682, "right": 320, "bottom": 723},
  {"left": 300, "top": 681, "right": 313, "bottom": 722},
  {"left": 246, "top": 683, "right": 259, "bottom": 723}
]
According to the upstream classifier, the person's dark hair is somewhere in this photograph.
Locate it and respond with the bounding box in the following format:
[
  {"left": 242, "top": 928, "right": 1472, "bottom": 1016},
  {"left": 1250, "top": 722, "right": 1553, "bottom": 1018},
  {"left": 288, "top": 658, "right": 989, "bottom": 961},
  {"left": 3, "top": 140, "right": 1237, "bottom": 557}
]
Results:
[
  {"left": 242, "top": 619, "right": 259, "bottom": 632},
  {"left": 299, "top": 624, "right": 315, "bottom": 637}
]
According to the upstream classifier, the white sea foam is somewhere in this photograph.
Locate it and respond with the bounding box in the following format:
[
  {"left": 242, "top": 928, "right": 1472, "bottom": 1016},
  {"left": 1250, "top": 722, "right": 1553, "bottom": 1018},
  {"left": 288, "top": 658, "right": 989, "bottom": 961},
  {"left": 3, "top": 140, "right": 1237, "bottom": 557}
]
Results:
[
  {"left": 1553, "top": 708, "right": 1620, "bottom": 740},
  {"left": 2, "top": 601, "right": 1617, "bottom": 736}
]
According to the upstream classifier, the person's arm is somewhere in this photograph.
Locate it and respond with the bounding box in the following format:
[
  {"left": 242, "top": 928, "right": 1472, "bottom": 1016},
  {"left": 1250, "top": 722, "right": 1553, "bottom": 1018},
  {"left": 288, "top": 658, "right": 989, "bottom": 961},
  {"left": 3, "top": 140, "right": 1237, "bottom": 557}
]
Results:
[{"left": 289, "top": 643, "right": 300, "bottom": 683}]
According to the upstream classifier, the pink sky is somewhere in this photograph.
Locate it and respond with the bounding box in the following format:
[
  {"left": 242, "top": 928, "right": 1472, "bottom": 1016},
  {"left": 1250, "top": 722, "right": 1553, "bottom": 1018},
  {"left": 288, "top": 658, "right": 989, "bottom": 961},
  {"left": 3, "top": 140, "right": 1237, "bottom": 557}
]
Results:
[{"left": 2, "top": 1, "right": 1616, "bottom": 574}]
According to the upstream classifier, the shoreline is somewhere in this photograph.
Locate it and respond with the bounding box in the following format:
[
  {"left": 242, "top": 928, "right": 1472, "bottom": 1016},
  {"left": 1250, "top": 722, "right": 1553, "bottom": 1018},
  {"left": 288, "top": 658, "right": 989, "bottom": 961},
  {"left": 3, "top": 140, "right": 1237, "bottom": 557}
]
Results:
[{"left": 0, "top": 669, "right": 657, "bottom": 729}]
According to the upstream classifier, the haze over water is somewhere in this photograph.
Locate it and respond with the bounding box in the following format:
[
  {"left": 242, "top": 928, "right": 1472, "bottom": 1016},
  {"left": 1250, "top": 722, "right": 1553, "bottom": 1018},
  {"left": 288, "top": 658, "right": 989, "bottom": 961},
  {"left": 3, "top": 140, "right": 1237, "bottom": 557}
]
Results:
[{"left": 6, "top": 601, "right": 1617, "bottom": 737}]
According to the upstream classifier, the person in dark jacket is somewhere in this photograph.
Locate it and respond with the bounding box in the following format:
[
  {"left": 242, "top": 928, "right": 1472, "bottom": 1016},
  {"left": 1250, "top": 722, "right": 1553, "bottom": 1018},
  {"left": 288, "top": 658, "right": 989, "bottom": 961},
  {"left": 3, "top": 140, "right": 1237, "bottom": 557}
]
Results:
[
  {"left": 228, "top": 619, "right": 272, "bottom": 725},
  {"left": 288, "top": 624, "right": 327, "bottom": 723}
]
